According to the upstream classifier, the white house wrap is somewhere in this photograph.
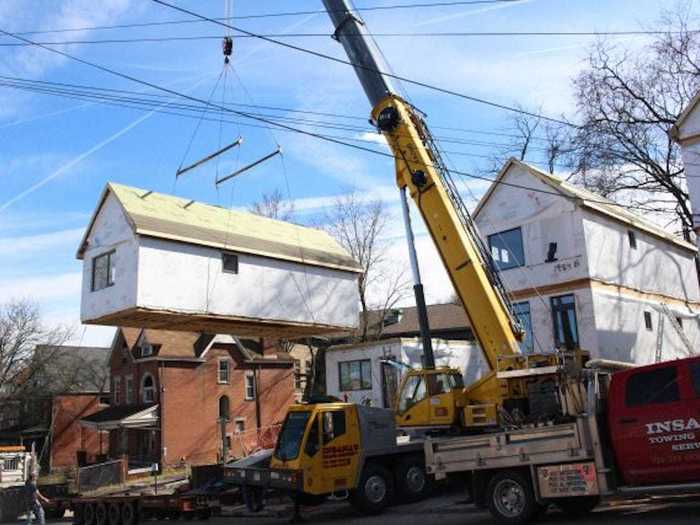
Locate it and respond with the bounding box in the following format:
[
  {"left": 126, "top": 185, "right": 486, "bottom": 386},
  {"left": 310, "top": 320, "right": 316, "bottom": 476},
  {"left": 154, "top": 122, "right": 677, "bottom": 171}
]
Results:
[{"left": 77, "top": 183, "right": 362, "bottom": 337}]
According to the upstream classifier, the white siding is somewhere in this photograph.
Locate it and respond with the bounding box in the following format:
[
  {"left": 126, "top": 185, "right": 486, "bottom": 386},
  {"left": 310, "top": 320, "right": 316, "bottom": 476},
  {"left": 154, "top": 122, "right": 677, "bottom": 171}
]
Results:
[
  {"left": 135, "top": 236, "right": 358, "bottom": 328},
  {"left": 80, "top": 193, "right": 139, "bottom": 322},
  {"left": 582, "top": 213, "right": 699, "bottom": 301},
  {"left": 324, "top": 338, "right": 487, "bottom": 408},
  {"left": 475, "top": 163, "right": 589, "bottom": 292}
]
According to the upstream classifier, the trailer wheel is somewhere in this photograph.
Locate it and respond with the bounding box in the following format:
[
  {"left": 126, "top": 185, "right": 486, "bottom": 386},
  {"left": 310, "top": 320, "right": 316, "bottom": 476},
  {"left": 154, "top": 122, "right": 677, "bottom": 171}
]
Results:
[
  {"left": 350, "top": 463, "right": 394, "bottom": 515},
  {"left": 107, "top": 503, "right": 121, "bottom": 525},
  {"left": 84, "top": 504, "right": 96, "bottom": 525},
  {"left": 395, "top": 458, "right": 432, "bottom": 502},
  {"left": 95, "top": 503, "right": 108, "bottom": 525},
  {"left": 242, "top": 486, "right": 264, "bottom": 513},
  {"left": 121, "top": 503, "right": 137, "bottom": 525},
  {"left": 73, "top": 504, "right": 85, "bottom": 525},
  {"left": 555, "top": 496, "right": 599, "bottom": 518},
  {"left": 486, "top": 471, "right": 542, "bottom": 525}
]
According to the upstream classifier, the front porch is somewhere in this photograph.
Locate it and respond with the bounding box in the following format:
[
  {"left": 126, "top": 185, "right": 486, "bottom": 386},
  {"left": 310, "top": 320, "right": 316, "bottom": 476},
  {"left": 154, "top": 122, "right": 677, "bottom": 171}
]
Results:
[{"left": 80, "top": 404, "right": 160, "bottom": 473}]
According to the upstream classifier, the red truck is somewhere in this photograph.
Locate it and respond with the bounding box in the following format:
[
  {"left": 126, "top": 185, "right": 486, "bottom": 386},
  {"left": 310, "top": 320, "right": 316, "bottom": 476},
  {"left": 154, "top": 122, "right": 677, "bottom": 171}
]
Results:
[{"left": 424, "top": 356, "right": 700, "bottom": 523}]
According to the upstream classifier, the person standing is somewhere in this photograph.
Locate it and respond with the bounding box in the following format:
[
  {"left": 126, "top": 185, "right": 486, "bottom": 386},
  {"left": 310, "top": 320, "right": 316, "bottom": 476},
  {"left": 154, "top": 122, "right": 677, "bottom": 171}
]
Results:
[{"left": 25, "top": 473, "right": 50, "bottom": 525}]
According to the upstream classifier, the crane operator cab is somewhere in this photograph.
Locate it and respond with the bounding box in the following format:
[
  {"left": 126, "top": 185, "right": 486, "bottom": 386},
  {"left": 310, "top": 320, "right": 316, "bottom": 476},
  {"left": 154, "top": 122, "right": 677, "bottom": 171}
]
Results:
[{"left": 395, "top": 368, "right": 466, "bottom": 435}]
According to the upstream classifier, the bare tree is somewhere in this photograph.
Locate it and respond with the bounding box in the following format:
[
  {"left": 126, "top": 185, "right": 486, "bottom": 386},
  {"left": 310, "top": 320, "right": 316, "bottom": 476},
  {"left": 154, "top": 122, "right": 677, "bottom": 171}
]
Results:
[
  {"left": 249, "top": 189, "right": 295, "bottom": 222},
  {"left": 0, "top": 300, "right": 72, "bottom": 402},
  {"left": 569, "top": 3, "right": 700, "bottom": 235},
  {"left": 321, "top": 192, "right": 410, "bottom": 341}
]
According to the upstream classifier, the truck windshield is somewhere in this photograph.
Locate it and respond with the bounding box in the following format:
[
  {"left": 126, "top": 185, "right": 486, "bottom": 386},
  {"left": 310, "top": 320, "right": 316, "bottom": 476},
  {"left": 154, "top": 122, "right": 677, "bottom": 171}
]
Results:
[{"left": 274, "top": 411, "right": 311, "bottom": 461}]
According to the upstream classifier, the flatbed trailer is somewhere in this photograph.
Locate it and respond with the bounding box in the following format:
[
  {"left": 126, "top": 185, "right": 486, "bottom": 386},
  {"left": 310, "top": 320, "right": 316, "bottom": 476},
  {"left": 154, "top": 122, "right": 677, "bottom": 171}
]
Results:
[{"left": 58, "top": 492, "right": 212, "bottom": 525}]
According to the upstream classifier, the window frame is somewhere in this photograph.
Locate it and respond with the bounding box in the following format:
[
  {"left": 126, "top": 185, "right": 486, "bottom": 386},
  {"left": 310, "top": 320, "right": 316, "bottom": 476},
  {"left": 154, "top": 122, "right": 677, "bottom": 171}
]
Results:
[
  {"left": 91, "top": 250, "right": 116, "bottom": 292},
  {"left": 487, "top": 227, "right": 525, "bottom": 271},
  {"left": 221, "top": 252, "right": 239, "bottom": 274},
  {"left": 625, "top": 366, "right": 680, "bottom": 407},
  {"left": 113, "top": 376, "right": 122, "bottom": 405},
  {"left": 141, "top": 373, "right": 156, "bottom": 403},
  {"left": 218, "top": 358, "right": 231, "bottom": 384},
  {"left": 644, "top": 311, "right": 653, "bottom": 331},
  {"left": 245, "top": 372, "right": 256, "bottom": 401},
  {"left": 551, "top": 294, "right": 580, "bottom": 349},
  {"left": 219, "top": 395, "right": 230, "bottom": 422},
  {"left": 338, "top": 359, "right": 372, "bottom": 392},
  {"left": 125, "top": 375, "right": 134, "bottom": 405},
  {"left": 234, "top": 418, "right": 246, "bottom": 434}
]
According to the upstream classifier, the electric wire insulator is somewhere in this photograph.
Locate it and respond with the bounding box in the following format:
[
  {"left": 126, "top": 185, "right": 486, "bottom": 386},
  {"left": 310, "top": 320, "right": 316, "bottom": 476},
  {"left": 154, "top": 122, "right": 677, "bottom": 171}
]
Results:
[{"left": 222, "top": 36, "right": 233, "bottom": 64}]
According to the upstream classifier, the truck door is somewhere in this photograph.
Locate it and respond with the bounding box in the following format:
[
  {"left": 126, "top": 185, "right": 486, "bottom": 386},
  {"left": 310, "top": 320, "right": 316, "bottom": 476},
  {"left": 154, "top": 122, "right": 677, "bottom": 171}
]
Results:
[
  {"left": 608, "top": 361, "right": 700, "bottom": 485},
  {"left": 319, "top": 408, "right": 360, "bottom": 493}
]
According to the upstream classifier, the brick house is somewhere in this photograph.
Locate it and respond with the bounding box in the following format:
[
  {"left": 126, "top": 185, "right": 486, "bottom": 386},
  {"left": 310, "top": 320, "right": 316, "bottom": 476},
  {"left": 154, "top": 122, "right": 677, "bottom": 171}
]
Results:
[{"left": 81, "top": 328, "right": 295, "bottom": 468}]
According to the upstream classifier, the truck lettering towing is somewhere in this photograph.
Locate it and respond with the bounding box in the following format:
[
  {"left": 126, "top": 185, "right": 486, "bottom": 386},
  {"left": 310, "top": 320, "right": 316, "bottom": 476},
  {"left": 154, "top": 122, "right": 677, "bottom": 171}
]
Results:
[{"left": 646, "top": 417, "right": 700, "bottom": 434}]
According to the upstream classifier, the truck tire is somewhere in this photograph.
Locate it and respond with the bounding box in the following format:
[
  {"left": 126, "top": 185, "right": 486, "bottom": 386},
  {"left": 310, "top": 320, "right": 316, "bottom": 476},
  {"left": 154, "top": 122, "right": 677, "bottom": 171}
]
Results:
[
  {"left": 242, "top": 486, "right": 264, "bottom": 513},
  {"left": 395, "top": 458, "right": 432, "bottom": 502},
  {"left": 555, "top": 496, "right": 599, "bottom": 518},
  {"left": 349, "top": 463, "right": 394, "bottom": 516},
  {"left": 486, "top": 471, "right": 543, "bottom": 525},
  {"left": 95, "top": 503, "right": 108, "bottom": 525},
  {"left": 0, "top": 490, "right": 21, "bottom": 523},
  {"left": 108, "top": 503, "right": 121, "bottom": 525},
  {"left": 121, "top": 503, "right": 136, "bottom": 525},
  {"left": 84, "top": 504, "right": 96, "bottom": 525},
  {"left": 73, "top": 503, "right": 84, "bottom": 525}
]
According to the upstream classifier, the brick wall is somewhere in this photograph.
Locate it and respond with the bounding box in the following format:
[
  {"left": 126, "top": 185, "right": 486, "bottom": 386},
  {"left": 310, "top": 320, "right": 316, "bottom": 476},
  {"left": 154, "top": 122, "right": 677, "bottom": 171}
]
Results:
[{"left": 51, "top": 394, "right": 108, "bottom": 469}]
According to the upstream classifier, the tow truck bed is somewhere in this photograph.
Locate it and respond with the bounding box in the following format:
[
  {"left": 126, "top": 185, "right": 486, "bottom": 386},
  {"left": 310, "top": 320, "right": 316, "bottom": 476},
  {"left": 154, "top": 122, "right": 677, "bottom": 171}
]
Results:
[{"left": 425, "top": 418, "right": 594, "bottom": 478}]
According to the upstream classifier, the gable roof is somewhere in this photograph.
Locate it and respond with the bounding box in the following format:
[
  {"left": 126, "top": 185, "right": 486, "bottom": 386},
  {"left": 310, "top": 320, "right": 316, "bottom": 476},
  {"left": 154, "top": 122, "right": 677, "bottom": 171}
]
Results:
[
  {"left": 670, "top": 89, "right": 700, "bottom": 142},
  {"left": 77, "top": 182, "right": 362, "bottom": 273},
  {"left": 474, "top": 158, "right": 696, "bottom": 252}
]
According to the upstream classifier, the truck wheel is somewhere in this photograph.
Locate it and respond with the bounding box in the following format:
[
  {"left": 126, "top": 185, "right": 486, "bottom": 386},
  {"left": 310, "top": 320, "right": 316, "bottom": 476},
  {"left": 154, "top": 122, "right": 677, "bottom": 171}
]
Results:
[
  {"left": 486, "top": 471, "right": 542, "bottom": 525},
  {"left": 555, "top": 496, "right": 599, "bottom": 517},
  {"left": 107, "top": 503, "right": 121, "bottom": 525},
  {"left": 121, "top": 503, "right": 137, "bottom": 525},
  {"left": 95, "top": 503, "right": 108, "bottom": 525},
  {"left": 350, "top": 463, "right": 394, "bottom": 515},
  {"left": 395, "top": 458, "right": 432, "bottom": 502},
  {"left": 242, "top": 486, "right": 264, "bottom": 513},
  {"left": 84, "top": 504, "right": 96, "bottom": 525}
]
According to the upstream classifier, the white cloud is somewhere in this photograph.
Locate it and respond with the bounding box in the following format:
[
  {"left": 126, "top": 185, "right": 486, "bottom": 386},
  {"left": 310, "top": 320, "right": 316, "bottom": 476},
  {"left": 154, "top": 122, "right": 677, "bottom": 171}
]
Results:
[
  {"left": 0, "top": 227, "right": 84, "bottom": 256},
  {"left": 0, "top": 271, "right": 81, "bottom": 302}
]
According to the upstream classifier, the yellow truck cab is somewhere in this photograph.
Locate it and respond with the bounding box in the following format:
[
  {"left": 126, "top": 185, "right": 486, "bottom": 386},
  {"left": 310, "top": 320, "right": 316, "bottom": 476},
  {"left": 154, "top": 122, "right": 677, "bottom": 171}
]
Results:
[{"left": 225, "top": 401, "right": 431, "bottom": 515}]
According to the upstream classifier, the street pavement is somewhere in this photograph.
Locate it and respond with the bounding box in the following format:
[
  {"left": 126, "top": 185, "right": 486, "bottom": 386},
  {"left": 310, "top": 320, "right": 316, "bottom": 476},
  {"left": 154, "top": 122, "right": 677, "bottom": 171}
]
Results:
[{"left": 41, "top": 492, "right": 700, "bottom": 525}]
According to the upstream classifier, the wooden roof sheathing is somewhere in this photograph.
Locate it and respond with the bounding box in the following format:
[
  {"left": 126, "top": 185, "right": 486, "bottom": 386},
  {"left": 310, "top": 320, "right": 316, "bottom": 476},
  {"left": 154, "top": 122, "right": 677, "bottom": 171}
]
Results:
[{"left": 77, "top": 182, "right": 362, "bottom": 273}]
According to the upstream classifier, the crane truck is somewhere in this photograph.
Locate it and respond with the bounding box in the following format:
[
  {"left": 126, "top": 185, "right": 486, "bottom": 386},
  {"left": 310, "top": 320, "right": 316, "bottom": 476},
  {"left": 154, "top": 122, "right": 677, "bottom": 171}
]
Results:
[{"left": 227, "top": 0, "right": 700, "bottom": 523}]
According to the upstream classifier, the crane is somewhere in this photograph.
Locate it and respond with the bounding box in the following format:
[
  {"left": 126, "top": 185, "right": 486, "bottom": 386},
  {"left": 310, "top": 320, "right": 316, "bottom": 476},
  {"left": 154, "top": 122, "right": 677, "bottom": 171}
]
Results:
[{"left": 322, "top": 0, "right": 584, "bottom": 431}]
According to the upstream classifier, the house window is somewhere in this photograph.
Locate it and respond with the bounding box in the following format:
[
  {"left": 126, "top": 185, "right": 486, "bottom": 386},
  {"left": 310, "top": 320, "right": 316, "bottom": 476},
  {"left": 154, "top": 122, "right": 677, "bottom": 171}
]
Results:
[
  {"left": 644, "top": 311, "right": 653, "bottom": 331},
  {"left": 294, "top": 360, "right": 303, "bottom": 390},
  {"left": 91, "top": 250, "right": 115, "bottom": 291},
  {"left": 140, "top": 342, "right": 153, "bottom": 357},
  {"left": 628, "top": 230, "right": 637, "bottom": 249},
  {"left": 625, "top": 366, "right": 679, "bottom": 407},
  {"left": 125, "top": 375, "right": 134, "bottom": 404},
  {"left": 551, "top": 294, "right": 579, "bottom": 349},
  {"left": 218, "top": 359, "right": 230, "bottom": 384},
  {"left": 245, "top": 373, "right": 256, "bottom": 400},
  {"left": 339, "top": 360, "right": 372, "bottom": 391},
  {"left": 234, "top": 418, "right": 245, "bottom": 434},
  {"left": 488, "top": 227, "right": 525, "bottom": 271},
  {"left": 545, "top": 242, "right": 558, "bottom": 263},
  {"left": 222, "top": 252, "right": 239, "bottom": 274},
  {"left": 113, "top": 377, "right": 122, "bottom": 405},
  {"left": 512, "top": 302, "right": 534, "bottom": 354},
  {"left": 142, "top": 374, "right": 156, "bottom": 403},
  {"left": 219, "top": 395, "right": 230, "bottom": 421}
]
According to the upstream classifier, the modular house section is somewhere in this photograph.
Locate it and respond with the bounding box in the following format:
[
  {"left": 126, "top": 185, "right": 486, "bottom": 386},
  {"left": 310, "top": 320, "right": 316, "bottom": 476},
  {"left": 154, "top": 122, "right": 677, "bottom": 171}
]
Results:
[{"left": 77, "top": 183, "right": 362, "bottom": 337}]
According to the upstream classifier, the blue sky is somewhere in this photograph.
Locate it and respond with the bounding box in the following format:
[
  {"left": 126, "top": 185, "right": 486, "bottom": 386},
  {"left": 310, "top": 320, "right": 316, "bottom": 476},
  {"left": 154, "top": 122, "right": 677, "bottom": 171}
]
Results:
[{"left": 0, "top": 0, "right": 687, "bottom": 345}]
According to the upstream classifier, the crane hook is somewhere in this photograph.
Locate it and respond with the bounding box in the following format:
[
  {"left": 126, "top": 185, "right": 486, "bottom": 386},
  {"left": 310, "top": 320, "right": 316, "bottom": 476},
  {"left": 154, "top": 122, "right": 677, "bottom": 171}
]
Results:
[{"left": 222, "top": 36, "right": 233, "bottom": 64}]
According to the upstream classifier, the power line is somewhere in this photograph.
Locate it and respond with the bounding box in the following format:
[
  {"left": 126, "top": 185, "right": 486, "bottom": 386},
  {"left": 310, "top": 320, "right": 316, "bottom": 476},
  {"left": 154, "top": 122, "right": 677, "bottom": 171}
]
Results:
[
  {"left": 0, "top": 26, "right": 678, "bottom": 219},
  {"left": 1, "top": 29, "right": 689, "bottom": 47},
  {"left": 9, "top": 1, "right": 521, "bottom": 37},
  {"left": 151, "top": 0, "right": 575, "bottom": 127}
]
